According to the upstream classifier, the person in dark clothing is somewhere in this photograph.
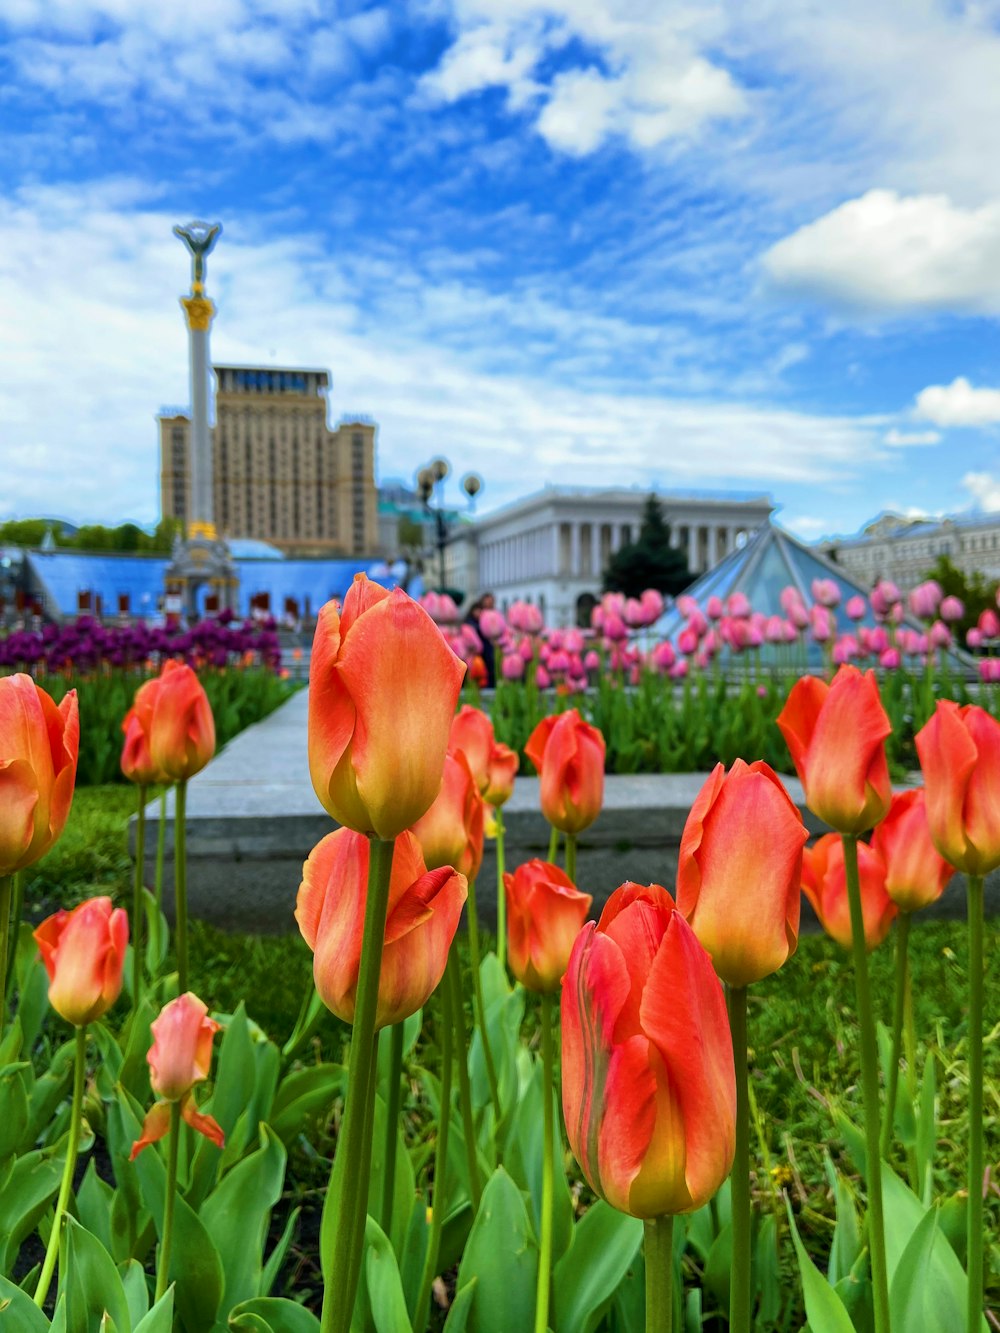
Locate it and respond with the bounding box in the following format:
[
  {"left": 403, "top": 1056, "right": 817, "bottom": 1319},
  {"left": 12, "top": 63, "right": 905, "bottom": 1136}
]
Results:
[{"left": 465, "top": 592, "right": 497, "bottom": 688}]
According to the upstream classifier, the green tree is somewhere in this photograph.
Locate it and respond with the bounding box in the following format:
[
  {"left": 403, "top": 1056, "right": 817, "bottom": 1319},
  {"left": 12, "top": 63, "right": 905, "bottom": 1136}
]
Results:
[
  {"left": 602, "top": 494, "right": 691, "bottom": 599},
  {"left": 925, "top": 554, "right": 997, "bottom": 638}
]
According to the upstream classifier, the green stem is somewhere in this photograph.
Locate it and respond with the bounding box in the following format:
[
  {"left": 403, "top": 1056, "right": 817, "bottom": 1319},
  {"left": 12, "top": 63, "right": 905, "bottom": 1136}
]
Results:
[
  {"left": 0, "top": 874, "right": 11, "bottom": 1039},
  {"left": 320, "top": 836, "right": 396, "bottom": 1333},
  {"left": 155, "top": 788, "right": 167, "bottom": 915},
  {"left": 643, "top": 1214, "right": 675, "bottom": 1333},
  {"left": 967, "top": 874, "right": 984, "bottom": 1333},
  {"left": 547, "top": 825, "right": 559, "bottom": 865},
  {"left": 841, "top": 833, "right": 891, "bottom": 1333},
  {"left": 465, "top": 880, "right": 501, "bottom": 1124},
  {"left": 728, "top": 985, "right": 751, "bottom": 1333},
  {"left": 535, "top": 993, "right": 556, "bottom": 1333},
  {"left": 155, "top": 1101, "right": 182, "bottom": 1301},
  {"left": 565, "top": 833, "right": 577, "bottom": 885},
  {"left": 4, "top": 870, "right": 24, "bottom": 1004},
  {"left": 902, "top": 950, "right": 921, "bottom": 1194},
  {"left": 446, "top": 950, "right": 482, "bottom": 1213},
  {"left": 174, "top": 782, "right": 188, "bottom": 994},
  {"left": 496, "top": 807, "right": 507, "bottom": 972},
  {"left": 133, "top": 786, "right": 147, "bottom": 1012},
  {"left": 881, "top": 913, "right": 910, "bottom": 1162},
  {"left": 34, "top": 1025, "right": 87, "bottom": 1308},
  {"left": 380, "top": 1021, "right": 405, "bottom": 1235},
  {"left": 414, "top": 974, "right": 454, "bottom": 1333}
]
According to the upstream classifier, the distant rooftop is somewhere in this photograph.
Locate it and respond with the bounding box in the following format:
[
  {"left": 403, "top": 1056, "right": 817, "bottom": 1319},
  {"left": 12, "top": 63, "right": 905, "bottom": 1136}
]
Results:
[
  {"left": 831, "top": 509, "right": 1000, "bottom": 548},
  {"left": 478, "top": 484, "right": 774, "bottom": 524}
]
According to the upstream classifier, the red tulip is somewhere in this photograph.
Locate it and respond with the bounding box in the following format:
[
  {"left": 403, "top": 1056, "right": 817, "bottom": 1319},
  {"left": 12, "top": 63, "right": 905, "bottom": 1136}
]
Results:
[
  {"left": 525, "top": 709, "right": 605, "bottom": 834},
  {"left": 483, "top": 742, "right": 519, "bottom": 807},
  {"left": 504, "top": 859, "right": 592, "bottom": 992},
  {"left": 309, "top": 575, "right": 466, "bottom": 840},
  {"left": 449, "top": 706, "right": 495, "bottom": 794},
  {"left": 34, "top": 896, "right": 128, "bottom": 1026},
  {"left": 410, "top": 749, "right": 485, "bottom": 880},
  {"left": 561, "top": 882, "right": 735, "bottom": 1218},
  {"left": 0, "top": 674, "right": 79, "bottom": 877},
  {"left": 131, "top": 992, "right": 224, "bottom": 1158},
  {"left": 296, "top": 827, "right": 467, "bottom": 1029},
  {"left": 676, "top": 760, "right": 808, "bottom": 987},
  {"left": 148, "top": 660, "right": 216, "bottom": 783},
  {"left": 777, "top": 665, "right": 892, "bottom": 834},
  {"left": 915, "top": 702, "right": 1000, "bottom": 876},
  {"left": 871, "top": 788, "right": 954, "bottom": 911},
  {"left": 801, "top": 834, "right": 896, "bottom": 951},
  {"left": 120, "top": 676, "right": 165, "bottom": 786}
]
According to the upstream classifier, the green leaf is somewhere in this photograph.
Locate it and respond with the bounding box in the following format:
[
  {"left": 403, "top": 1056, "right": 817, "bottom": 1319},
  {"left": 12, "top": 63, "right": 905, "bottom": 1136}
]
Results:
[
  {"left": 785, "top": 1200, "right": 855, "bottom": 1333},
  {"left": 119, "top": 1259, "right": 149, "bottom": 1326},
  {"left": 0, "top": 1064, "right": 30, "bottom": 1161},
  {"left": 187, "top": 1004, "right": 256, "bottom": 1209},
  {"left": 141, "top": 887, "right": 169, "bottom": 977},
  {"left": 227, "top": 1297, "right": 321, "bottom": 1331},
  {"left": 367, "top": 1093, "right": 417, "bottom": 1257},
  {"left": 455, "top": 1168, "right": 537, "bottom": 1333},
  {"left": 260, "top": 1207, "right": 299, "bottom": 1300},
  {"left": 442, "top": 1279, "right": 477, "bottom": 1332},
  {"left": 269, "top": 1064, "right": 345, "bottom": 1148},
  {"left": 915, "top": 1053, "right": 937, "bottom": 1202},
  {"left": 0, "top": 1272, "right": 51, "bottom": 1330},
  {"left": 133, "top": 1289, "right": 175, "bottom": 1332},
  {"left": 754, "top": 1213, "right": 782, "bottom": 1330},
  {"left": 363, "top": 1217, "right": 413, "bottom": 1333},
  {"left": 76, "top": 1162, "right": 114, "bottom": 1256},
  {"left": 889, "top": 1206, "right": 981, "bottom": 1332},
  {"left": 826, "top": 1159, "right": 861, "bottom": 1286},
  {"left": 702, "top": 1219, "right": 732, "bottom": 1311},
  {"left": 552, "top": 1201, "right": 642, "bottom": 1333},
  {"left": 0, "top": 1146, "right": 64, "bottom": 1274},
  {"left": 201, "top": 1124, "right": 287, "bottom": 1309},
  {"left": 280, "top": 987, "right": 327, "bottom": 1062},
  {"left": 60, "top": 1216, "right": 131, "bottom": 1333},
  {"left": 504, "top": 1060, "right": 573, "bottom": 1267}
]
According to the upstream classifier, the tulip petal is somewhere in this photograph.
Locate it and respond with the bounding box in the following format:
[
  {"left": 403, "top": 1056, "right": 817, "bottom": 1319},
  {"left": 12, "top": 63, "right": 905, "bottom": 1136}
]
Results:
[
  {"left": 961, "top": 706, "right": 1000, "bottom": 873},
  {"left": 776, "top": 676, "right": 827, "bottom": 784},
  {"left": 378, "top": 869, "right": 467, "bottom": 1028},
  {"left": 180, "top": 1093, "right": 225, "bottom": 1150},
  {"left": 597, "top": 1033, "right": 659, "bottom": 1215},
  {"left": 599, "top": 887, "right": 676, "bottom": 1043},
  {"left": 525, "top": 714, "right": 558, "bottom": 774},
  {"left": 130, "top": 1101, "right": 172, "bottom": 1160},
  {"left": 639, "top": 914, "right": 735, "bottom": 1212},
  {"left": 916, "top": 702, "right": 977, "bottom": 870},
  {"left": 0, "top": 758, "right": 39, "bottom": 875},
  {"left": 295, "top": 829, "right": 367, "bottom": 1020},
  {"left": 339, "top": 573, "right": 390, "bottom": 637},
  {"left": 336, "top": 590, "right": 466, "bottom": 839}
]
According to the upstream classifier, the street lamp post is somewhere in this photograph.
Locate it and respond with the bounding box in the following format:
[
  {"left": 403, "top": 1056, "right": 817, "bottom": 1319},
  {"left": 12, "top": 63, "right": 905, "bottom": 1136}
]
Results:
[{"left": 416, "top": 458, "right": 483, "bottom": 595}]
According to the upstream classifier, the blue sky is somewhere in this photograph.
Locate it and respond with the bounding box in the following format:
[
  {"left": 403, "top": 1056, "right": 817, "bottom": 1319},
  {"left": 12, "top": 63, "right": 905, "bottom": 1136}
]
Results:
[{"left": 3, "top": 0, "right": 1000, "bottom": 542}]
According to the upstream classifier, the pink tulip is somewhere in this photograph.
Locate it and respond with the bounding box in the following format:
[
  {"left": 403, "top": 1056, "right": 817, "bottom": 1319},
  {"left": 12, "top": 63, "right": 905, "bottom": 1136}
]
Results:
[
  {"left": 676, "top": 595, "right": 699, "bottom": 619},
  {"left": 706, "top": 596, "right": 724, "bottom": 621},
  {"left": 880, "top": 647, "right": 901, "bottom": 669},
  {"left": 811, "top": 578, "right": 841, "bottom": 608},
  {"left": 810, "top": 605, "right": 833, "bottom": 643},
  {"left": 967, "top": 627, "right": 984, "bottom": 649},
  {"left": 928, "top": 620, "right": 952, "bottom": 649},
  {"left": 939, "top": 595, "right": 964, "bottom": 623},
  {"left": 678, "top": 628, "right": 699, "bottom": 655},
  {"left": 535, "top": 665, "right": 551, "bottom": 689},
  {"left": 979, "top": 609, "right": 1000, "bottom": 639},
  {"left": 479, "top": 609, "right": 506, "bottom": 640},
  {"left": 727, "top": 592, "right": 751, "bottom": 618},
  {"left": 501, "top": 653, "right": 525, "bottom": 680},
  {"left": 583, "top": 649, "right": 601, "bottom": 671},
  {"left": 845, "top": 595, "right": 867, "bottom": 621},
  {"left": 641, "top": 589, "right": 665, "bottom": 621}
]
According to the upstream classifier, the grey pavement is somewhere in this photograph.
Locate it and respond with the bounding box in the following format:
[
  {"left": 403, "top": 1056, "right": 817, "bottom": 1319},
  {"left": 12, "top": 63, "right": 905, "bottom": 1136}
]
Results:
[{"left": 136, "top": 687, "right": 1000, "bottom": 933}]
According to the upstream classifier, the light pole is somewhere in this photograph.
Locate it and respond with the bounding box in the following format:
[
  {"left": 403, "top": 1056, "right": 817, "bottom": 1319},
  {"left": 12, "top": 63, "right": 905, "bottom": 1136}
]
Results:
[{"left": 416, "top": 459, "right": 483, "bottom": 594}]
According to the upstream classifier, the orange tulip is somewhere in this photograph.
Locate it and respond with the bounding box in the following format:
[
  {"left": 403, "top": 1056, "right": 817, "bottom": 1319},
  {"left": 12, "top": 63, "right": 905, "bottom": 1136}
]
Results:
[
  {"left": 801, "top": 834, "right": 896, "bottom": 951},
  {"left": 130, "top": 992, "right": 224, "bottom": 1158},
  {"left": 120, "top": 676, "right": 164, "bottom": 786},
  {"left": 296, "top": 827, "right": 467, "bottom": 1029},
  {"left": 676, "top": 760, "right": 808, "bottom": 987},
  {"left": 915, "top": 701, "right": 1000, "bottom": 876},
  {"left": 483, "top": 742, "right": 519, "bottom": 807},
  {"left": 34, "top": 896, "right": 128, "bottom": 1026},
  {"left": 309, "top": 575, "right": 466, "bottom": 840},
  {"left": 0, "top": 674, "right": 79, "bottom": 877},
  {"left": 148, "top": 660, "right": 216, "bottom": 783},
  {"left": 410, "top": 749, "right": 485, "bottom": 880},
  {"left": 561, "top": 882, "right": 735, "bottom": 1218},
  {"left": 504, "top": 859, "right": 592, "bottom": 992},
  {"left": 777, "top": 665, "right": 892, "bottom": 834},
  {"left": 871, "top": 788, "right": 954, "bottom": 911},
  {"left": 525, "top": 709, "right": 605, "bottom": 834},
  {"left": 449, "top": 706, "right": 495, "bottom": 794}
]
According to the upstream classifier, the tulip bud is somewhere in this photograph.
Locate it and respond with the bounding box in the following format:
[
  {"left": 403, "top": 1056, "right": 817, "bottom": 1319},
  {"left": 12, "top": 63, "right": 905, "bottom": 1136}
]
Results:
[
  {"left": 801, "top": 834, "right": 896, "bottom": 951},
  {"left": 915, "top": 702, "right": 1000, "bottom": 876},
  {"left": 1, "top": 674, "right": 79, "bottom": 877},
  {"left": 504, "top": 859, "right": 592, "bottom": 992},
  {"left": 777, "top": 665, "right": 892, "bottom": 834},
  {"left": 120, "top": 676, "right": 164, "bottom": 786},
  {"left": 561, "top": 883, "right": 735, "bottom": 1218},
  {"left": 130, "top": 992, "right": 224, "bottom": 1158},
  {"left": 296, "top": 828, "right": 467, "bottom": 1029},
  {"left": 871, "top": 789, "right": 954, "bottom": 912},
  {"left": 34, "top": 896, "right": 128, "bottom": 1026},
  {"left": 525, "top": 710, "right": 605, "bottom": 835},
  {"left": 148, "top": 660, "right": 216, "bottom": 783},
  {"left": 449, "top": 706, "right": 495, "bottom": 794},
  {"left": 676, "top": 761, "right": 808, "bottom": 987},
  {"left": 309, "top": 576, "right": 466, "bottom": 840},
  {"left": 410, "top": 750, "right": 484, "bottom": 880},
  {"left": 483, "top": 742, "right": 519, "bottom": 807}
]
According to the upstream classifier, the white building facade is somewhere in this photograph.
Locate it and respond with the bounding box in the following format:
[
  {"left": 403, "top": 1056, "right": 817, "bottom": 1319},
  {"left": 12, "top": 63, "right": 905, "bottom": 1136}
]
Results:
[
  {"left": 449, "top": 486, "right": 773, "bottom": 626},
  {"left": 822, "top": 512, "right": 1000, "bottom": 590}
]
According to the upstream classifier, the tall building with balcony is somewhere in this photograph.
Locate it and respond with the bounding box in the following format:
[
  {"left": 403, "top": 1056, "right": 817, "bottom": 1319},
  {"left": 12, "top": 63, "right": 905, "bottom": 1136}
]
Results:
[{"left": 159, "top": 365, "right": 378, "bottom": 556}]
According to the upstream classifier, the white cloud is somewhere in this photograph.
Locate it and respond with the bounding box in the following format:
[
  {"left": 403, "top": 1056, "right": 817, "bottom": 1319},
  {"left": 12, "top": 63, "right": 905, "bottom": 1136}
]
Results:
[
  {"left": 762, "top": 190, "right": 1000, "bottom": 314},
  {"left": 883, "top": 427, "right": 941, "bottom": 447},
  {"left": 914, "top": 377, "right": 1000, "bottom": 428},
  {"left": 781, "top": 515, "right": 830, "bottom": 538},
  {"left": 962, "top": 472, "right": 1000, "bottom": 512},
  {"left": 0, "top": 179, "right": 889, "bottom": 527}
]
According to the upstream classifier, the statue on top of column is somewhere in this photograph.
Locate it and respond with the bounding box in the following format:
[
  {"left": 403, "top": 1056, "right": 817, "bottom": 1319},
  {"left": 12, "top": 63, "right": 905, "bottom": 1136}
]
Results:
[{"left": 173, "top": 221, "right": 222, "bottom": 291}]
